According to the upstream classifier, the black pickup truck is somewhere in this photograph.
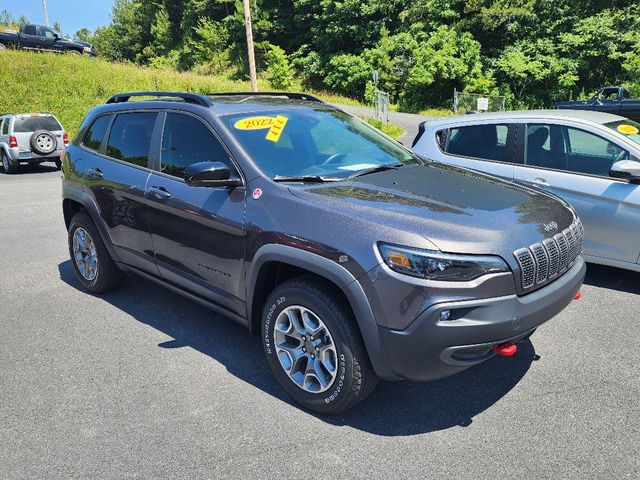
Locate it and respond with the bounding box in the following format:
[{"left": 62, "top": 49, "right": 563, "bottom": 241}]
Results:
[
  {"left": 0, "top": 24, "right": 94, "bottom": 56},
  {"left": 556, "top": 86, "right": 640, "bottom": 122}
]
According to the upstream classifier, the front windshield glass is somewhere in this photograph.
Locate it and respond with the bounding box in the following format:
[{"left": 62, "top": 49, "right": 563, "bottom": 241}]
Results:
[
  {"left": 605, "top": 120, "right": 640, "bottom": 147},
  {"left": 223, "top": 108, "right": 420, "bottom": 178}
]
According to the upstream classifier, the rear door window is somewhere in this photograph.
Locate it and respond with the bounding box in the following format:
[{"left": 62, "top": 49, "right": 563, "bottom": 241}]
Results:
[
  {"left": 82, "top": 115, "right": 112, "bottom": 152},
  {"left": 160, "top": 113, "right": 232, "bottom": 179},
  {"left": 13, "top": 115, "right": 62, "bottom": 133},
  {"left": 106, "top": 112, "right": 157, "bottom": 168},
  {"left": 2, "top": 120, "right": 8, "bottom": 135},
  {"left": 443, "top": 124, "right": 511, "bottom": 162},
  {"left": 23, "top": 25, "right": 36, "bottom": 36}
]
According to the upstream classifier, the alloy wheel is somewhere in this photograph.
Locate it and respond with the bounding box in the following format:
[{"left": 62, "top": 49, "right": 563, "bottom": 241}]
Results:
[
  {"left": 273, "top": 305, "right": 338, "bottom": 393},
  {"left": 72, "top": 227, "right": 98, "bottom": 281},
  {"left": 36, "top": 133, "right": 54, "bottom": 153}
]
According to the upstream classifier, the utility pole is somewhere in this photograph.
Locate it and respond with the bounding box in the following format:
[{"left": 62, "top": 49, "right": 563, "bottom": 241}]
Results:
[
  {"left": 242, "top": 0, "right": 258, "bottom": 92},
  {"left": 42, "top": 0, "right": 49, "bottom": 26}
]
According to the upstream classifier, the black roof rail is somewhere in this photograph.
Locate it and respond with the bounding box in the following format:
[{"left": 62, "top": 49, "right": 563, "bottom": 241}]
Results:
[
  {"left": 206, "top": 92, "right": 324, "bottom": 103},
  {"left": 105, "top": 91, "right": 213, "bottom": 107}
]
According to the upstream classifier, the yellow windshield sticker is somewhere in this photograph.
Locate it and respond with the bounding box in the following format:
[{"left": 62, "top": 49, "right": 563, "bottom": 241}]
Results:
[
  {"left": 234, "top": 116, "right": 277, "bottom": 130},
  {"left": 265, "top": 115, "right": 288, "bottom": 142},
  {"left": 617, "top": 124, "right": 639, "bottom": 135}
]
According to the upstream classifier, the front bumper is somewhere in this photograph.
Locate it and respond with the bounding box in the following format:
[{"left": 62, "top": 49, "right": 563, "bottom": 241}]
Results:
[{"left": 377, "top": 257, "right": 585, "bottom": 381}]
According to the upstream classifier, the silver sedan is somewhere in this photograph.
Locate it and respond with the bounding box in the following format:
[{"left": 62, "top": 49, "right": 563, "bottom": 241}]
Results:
[{"left": 412, "top": 109, "right": 640, "bottom": 272}]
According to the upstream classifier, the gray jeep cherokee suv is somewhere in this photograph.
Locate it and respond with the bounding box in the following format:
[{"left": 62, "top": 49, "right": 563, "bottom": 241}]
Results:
[{"left": 62, "top": 92, "right": 585, "bottom": 413}]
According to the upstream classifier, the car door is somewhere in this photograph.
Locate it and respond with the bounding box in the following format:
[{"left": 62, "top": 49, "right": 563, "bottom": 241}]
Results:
[
  {"left": 82, "top": 111, "right": 160, "bottom": 274},
  {"left": 513, "top": 121, "right": 640, "bottom": 264},
  {"left": 587, "top": 88, "right": 622, "bottom": 115},
  {"left": 145, "top": 111, "right": 246, "bottom": 314},
  {"left": 36, "top": 26, "right": 57, "bottom": 51},
  {"left": 19, "top": 25, "right": 39, "bottom": 49},
  {"left": 424, "top": 122, "right": 516, "bottom": 180}
]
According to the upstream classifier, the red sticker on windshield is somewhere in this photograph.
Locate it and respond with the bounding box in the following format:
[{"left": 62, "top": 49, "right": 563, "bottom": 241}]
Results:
[{"left": 252, "top": 188, "right": 263, "bottom": 200}]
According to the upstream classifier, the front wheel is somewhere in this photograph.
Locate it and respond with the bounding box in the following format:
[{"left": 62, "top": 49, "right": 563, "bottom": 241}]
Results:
[{"left": 262, "top": 275, "right": 378, "bottom": 414}]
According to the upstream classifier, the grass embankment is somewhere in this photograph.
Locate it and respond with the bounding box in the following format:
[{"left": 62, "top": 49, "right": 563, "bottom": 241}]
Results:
[
  {"left": 0, "top": 50, "right": 404, "bottom": 139},
  {"left": 364, "top": 118, "right": 405, "bottom": 139}
]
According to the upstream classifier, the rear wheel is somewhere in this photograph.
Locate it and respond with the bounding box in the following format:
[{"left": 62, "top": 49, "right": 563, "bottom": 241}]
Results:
[
  {"left": 68, "top": 212, "right": 124, "bottom": 293},
  {"left": 261, "top": 275, "right": 378, "bottom": 414},
  {"left": 1, "top": 151, "right": 17, "bottom": 174}
]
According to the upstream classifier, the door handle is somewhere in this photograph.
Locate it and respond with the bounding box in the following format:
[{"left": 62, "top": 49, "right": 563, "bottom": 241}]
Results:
[
  {"left": 147, "top": 186, "right": 171, "bottom": 200},
  {"left": 532, "top": 177, "right": 550, "bottom": 187},
  {"left": 86, "top": 168, "right": 103, "bottom": 179}
]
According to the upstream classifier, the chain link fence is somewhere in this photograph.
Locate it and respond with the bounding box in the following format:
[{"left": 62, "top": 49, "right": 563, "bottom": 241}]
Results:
[
  {"left": 453, "top": 89, "right": 506, "bottom": 114},
  {"left": 374, "top": 90, "right": 390, "bottom": 124}
]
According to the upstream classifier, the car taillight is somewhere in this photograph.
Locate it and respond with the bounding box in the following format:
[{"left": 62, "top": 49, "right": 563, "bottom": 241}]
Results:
[
  {"left": 9, "top": 135, "right": 18, "bottom": 148},
  {"left": 63, "top": 132, "right": 69, "bottom": 145}
]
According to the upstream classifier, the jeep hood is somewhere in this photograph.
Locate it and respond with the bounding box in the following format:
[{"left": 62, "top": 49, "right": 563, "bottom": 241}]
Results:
[{"left": 289, "top": 163, "right": 575, "bottom": 256}]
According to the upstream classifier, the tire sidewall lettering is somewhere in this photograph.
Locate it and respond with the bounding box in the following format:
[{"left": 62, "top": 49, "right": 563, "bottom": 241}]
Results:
[
  {"left": 263, "top": 295, "right": 286, "bottom": 355},
  {"left": 324, "top": 353, "right": 346, "bottom": 404}
]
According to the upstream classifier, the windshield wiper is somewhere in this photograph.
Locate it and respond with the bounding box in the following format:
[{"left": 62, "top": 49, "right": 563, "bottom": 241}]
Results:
[
  {"left": 348, "top": 163, "right": 405, "bottom": 178},
  {"left": 273, "top": 175, "right": 343, "bottom": 183}
]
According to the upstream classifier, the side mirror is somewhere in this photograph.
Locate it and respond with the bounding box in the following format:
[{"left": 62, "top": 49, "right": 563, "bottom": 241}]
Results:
[
  {"left": 184, "top": 161, "right": 242, "bottom": 187},
  {"left": 609, "top": 160, "right": 640, "bottom": 183}
]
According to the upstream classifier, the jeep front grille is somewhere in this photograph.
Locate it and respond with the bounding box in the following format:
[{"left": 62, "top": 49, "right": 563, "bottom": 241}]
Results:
[{"left": 514, "top": 219, "right": 583, "bottom": 292}]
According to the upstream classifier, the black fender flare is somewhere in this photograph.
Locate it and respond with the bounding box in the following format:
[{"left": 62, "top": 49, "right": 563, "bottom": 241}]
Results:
[
  {"left": 247, "top": 244, "right": 399, "bottom": 380},
  {"left": 63, "top": 185, "right": 123, "bottom": 264}
]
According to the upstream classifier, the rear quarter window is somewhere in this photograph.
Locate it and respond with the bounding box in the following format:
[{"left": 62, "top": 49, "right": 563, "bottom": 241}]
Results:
[
  {"left": 106, "top": 112, "right": 157, "bottom": 167},
  {"left": 13, "top": 116, "right": 62, "bottom": 133},
  {"left": 81, "top": 115, "right": 112, "bottom": 152}
]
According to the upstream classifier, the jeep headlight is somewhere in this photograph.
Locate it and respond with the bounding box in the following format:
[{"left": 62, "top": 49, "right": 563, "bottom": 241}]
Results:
[{"left": 378, "top": 243, "right": 509, "bottom": 281}]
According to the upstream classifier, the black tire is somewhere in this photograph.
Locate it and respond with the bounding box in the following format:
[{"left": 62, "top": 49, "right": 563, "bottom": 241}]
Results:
[
  {"left": 262, "top": 275, "right": 378, "bottom": 414},
  {"left": 1, "top": 151, "right": 17, "bottom": 174},
  {"left": 54, "top": 158, "right": 62, "bottom": 170},
  {"left": 68, "top": 211, "right": 124, "bottom": 293},
  {"left": 30, "top": 130, "right": 57, "bottom": 155}
]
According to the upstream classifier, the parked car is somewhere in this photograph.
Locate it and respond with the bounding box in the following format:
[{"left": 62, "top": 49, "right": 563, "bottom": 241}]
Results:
[
  {"left": 0, "top": 24, "right": 94, "bottom": 56},
  {"left": 0, "top": 113, "right": 68, "bottom": 173},
  {"left": 62, "top": 92, "right": 584, "bottom": 413},
  {"left": 412, "top": 109, "right": 640, "bottom": 272},
  {"left": 556, "top": 86, "right": 640, "bottom": 122}
]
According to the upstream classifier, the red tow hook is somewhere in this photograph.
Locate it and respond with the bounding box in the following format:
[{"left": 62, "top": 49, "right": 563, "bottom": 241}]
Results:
[
  {"left": 574, "top": 291, "right": 582, "bottom": 300},
  {"left": 492, "top": 342, "right": 517, "bottom": 357}
]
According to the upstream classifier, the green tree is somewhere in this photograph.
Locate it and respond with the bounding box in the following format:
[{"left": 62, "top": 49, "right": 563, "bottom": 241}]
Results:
[{"left": 267, "top": 44, "right": 295, "bottom": 89}]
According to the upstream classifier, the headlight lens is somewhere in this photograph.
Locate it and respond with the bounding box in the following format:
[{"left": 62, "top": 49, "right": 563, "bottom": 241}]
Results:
[{"left": 378, "top": 243, "right": 509, "bottom": 281}]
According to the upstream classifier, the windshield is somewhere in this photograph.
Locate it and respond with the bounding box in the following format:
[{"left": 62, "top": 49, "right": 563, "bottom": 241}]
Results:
[
  {"left": 605, "top": 120, "right": 640, "bottom": 146},
  {"left": 223, "top": 108, "right": 420, "bottom": 179},
  {"left": 14, "top": 115, "right": 62, "bottom": 133}
]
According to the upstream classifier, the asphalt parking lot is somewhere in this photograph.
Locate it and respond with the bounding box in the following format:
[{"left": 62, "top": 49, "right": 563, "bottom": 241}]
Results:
[{"left": 1, "top": 166, "right": 639, "bottom": 479}]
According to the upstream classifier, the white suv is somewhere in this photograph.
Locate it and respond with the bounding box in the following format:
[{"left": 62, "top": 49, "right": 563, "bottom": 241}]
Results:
[{"left": 0, "top": 113, "right": 68, "bottom": 174}]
